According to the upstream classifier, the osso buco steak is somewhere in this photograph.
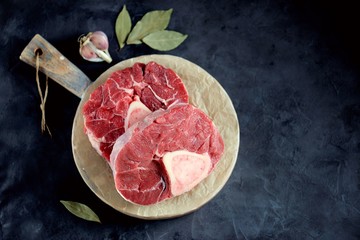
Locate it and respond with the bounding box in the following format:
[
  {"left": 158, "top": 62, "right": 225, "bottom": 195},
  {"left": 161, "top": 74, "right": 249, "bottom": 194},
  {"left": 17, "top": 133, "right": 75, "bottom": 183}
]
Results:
[
  {"left": 110, "top": 103, "right": 224, "bottom": 205},
  {"left": 83, "top": 62, "right": 189, "bottom": 160}
]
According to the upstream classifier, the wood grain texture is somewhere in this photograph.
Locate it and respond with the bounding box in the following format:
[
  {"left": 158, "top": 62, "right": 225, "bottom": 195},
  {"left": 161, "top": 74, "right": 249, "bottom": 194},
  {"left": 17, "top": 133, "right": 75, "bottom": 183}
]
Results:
[{"left": 19, "top": 34, "right": 91, "bottom": 98}]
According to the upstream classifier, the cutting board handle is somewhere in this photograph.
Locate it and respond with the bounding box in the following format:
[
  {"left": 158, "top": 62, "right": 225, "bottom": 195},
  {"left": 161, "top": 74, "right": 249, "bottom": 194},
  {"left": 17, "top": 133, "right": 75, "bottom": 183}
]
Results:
[{"left": 19, "top": 34, "right": 91, "bottom": 98}]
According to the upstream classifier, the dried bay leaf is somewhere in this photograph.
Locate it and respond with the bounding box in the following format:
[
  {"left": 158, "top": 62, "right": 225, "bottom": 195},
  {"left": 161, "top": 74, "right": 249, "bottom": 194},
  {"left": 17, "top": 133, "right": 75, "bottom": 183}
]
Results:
[
  {"left": 115, "top": 5, "right": 132, "bottom": 49},
  {"left": 126, "top": 9, "right": 173, "bottom": 45},
  {"left": 60, "top": 200, "right": 101, "bottom": 223},
  {"left": 142, "top": 30, "right": 188, "bottom": 51}
]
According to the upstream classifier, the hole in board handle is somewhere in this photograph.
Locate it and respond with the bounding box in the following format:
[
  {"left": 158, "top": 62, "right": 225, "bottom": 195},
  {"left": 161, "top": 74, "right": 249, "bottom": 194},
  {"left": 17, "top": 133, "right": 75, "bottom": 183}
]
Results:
[{"left": 34, "top": 48, "right": 43, "bottom": 56}]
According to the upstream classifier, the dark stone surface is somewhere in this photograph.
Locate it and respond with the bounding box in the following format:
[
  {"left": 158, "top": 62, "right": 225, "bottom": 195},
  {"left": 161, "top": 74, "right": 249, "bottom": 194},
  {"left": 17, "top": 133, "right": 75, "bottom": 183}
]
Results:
[{"left": 1, "top": 0, "right": 359, "bottom": 239}]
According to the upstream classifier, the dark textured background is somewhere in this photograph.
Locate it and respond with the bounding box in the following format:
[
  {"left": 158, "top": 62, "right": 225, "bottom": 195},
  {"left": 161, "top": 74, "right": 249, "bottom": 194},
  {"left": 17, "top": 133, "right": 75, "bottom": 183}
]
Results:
[{"left": 1, "top": 0, "right": 360, "bottom": 239}]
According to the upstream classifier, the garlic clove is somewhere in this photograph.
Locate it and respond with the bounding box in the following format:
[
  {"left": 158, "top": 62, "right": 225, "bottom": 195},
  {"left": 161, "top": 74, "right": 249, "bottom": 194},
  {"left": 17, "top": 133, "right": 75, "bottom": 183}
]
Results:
[
  {"left": 89, "top": 31, "right": 109, "bottom": 50},
  {"left": 80, "top": 44, "right": 98, "bottom": 60},
  {"left": 79, "top": 31, "right": 112, "bottom": 63}
]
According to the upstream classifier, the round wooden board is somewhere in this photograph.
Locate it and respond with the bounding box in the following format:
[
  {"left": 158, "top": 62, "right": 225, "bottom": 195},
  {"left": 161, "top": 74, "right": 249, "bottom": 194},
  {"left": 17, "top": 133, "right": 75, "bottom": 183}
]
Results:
[{"left": 72, "top": 54, "right": 240, "bottom": 219}]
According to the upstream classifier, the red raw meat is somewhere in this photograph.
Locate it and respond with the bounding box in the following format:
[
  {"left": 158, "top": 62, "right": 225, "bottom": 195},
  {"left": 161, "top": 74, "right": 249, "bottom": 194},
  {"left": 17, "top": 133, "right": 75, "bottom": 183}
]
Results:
[
  {"left": 83, "top": 62, "right": 189, "bottom": 160},
  {"left": 110, "top": 103, "right": 224, "bottom": 205}
]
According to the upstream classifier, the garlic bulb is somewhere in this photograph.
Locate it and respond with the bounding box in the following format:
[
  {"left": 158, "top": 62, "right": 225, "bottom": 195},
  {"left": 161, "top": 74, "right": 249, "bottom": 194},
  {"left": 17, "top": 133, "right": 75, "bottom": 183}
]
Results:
[{"left": 79, "top": 31, "right": 112, "bottom": 63}]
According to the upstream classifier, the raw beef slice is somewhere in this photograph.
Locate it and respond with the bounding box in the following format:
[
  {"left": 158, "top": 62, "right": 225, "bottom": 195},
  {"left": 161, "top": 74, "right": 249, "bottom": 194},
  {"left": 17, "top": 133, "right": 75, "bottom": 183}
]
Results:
[
  {"left": 82, "top": 62, "right": 189, "bottom": 160},
  {"left": 110, "top": 103, "right": 224, "bottom": 205}
]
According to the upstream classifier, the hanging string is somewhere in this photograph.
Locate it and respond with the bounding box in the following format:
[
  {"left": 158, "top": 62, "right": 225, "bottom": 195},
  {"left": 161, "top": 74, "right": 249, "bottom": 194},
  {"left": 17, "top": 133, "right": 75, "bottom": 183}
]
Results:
[{"left": 35, "top": 51, "right": 52, "bottom": 136}]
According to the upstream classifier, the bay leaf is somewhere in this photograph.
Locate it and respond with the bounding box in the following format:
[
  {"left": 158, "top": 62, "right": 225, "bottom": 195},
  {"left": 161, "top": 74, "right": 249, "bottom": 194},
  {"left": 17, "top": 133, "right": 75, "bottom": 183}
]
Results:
[
  {"left": 142, "top": 30, "right": 188, "bottom": 51},
  {"left": 115, "top": 5, "right": 132, "bottom": 49},
  {"left": 126, "top": 9, "right": 173, "bottom": 45},
  {"left": 60, "top": 200, "right": 101, "bottom": 223}
]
